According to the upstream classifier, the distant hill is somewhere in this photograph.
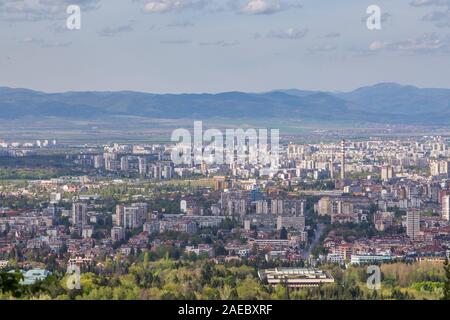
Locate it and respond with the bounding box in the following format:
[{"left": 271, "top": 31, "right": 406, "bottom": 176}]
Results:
[{"left": 1, "top": 83, "right": 450, "bottom": 124}]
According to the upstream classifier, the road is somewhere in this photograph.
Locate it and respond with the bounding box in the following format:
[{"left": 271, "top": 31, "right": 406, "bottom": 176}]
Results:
[{"left": 303, "top": 223, "right": 326, "bottom": 260}]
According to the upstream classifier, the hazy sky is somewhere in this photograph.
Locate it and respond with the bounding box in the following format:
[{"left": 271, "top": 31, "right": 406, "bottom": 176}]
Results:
[{"left": 1, "top": 0, "right": 450, "bottom": 93}]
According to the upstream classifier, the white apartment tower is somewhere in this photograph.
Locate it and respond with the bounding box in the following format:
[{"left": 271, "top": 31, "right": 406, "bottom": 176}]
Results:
[
  {"left": 115, "top": 204, "right": 125, "bottom": 227},
  {"left": 123, "top": 206, "right": 140, "bottom": 229},
  {"left": 138, "top": 157, "right": 148, "bottom": 176},
  {"left": 120, "top": 156, "right": 129, "bottom": 171},
  {"left": 256, "top": 200, "right": 269, "bottom": 214},
  {"left": 72, "top": 203, "right": 87, "bottom": 228},
  {"left": 442, "top": 195, "right": 450, "bottom": 221},
  {"left": 271, "top": 199, "right": 284, "bottom": 215},
  {"left": 381, "top": 165, "right": 394, "bottom": 181}
]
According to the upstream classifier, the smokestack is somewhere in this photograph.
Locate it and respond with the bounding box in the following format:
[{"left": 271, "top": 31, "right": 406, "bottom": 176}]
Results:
[{"left": 341, "top": 140, "right": 345, "bottom": 180}]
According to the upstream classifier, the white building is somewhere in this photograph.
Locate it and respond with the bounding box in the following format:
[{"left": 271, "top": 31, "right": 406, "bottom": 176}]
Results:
[
  {"left": 350, "top": 254, "right": 393, "bottom": 265},
  {"left": 381, "top": 165, "right": 394, "bottom": 181},
  {"left": 82, "top": 226, "right": 94, "bottom": 239},
  {"left": 442, "top": 195, "right": 450, "bottom": 221},
  {"left": 72, "top": 203, "right": 87, "bottom": 228},
  {"left": 259, "top": 268, "right": 334, "bottom": 288},
  {"left": 111, "top": 226, "right": 125, "bottom": 242}
]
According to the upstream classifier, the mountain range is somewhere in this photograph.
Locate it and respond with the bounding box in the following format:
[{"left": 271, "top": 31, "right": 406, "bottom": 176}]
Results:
[{"left": 1, "top": 83, "right": 450, "bottom": 125}]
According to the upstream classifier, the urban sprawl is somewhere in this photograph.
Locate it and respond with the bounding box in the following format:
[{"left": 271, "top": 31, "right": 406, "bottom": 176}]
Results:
[{"left": 1, "top": 136, "right": 450, "bottom": 299}]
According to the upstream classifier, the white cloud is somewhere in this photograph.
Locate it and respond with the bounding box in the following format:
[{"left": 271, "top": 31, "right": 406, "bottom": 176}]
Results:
[
  {"left": 0, "top": 0, "right": 100, "bottom": 21},
  {"left": 239, "top": 0, "right": 300, "bottom": 15},
  {"left": 143, "top": 0, "right": 206, "bottom": 13},
  {"left": 422, "top": 10, "right": 450, "bottom": 27},
  {"left": 410, "top": 0, "right": 450, "bottom": 7},
  {"left": 410, "top": 0, "right": 450, "bottom": 27},
  {"left": 241, "top": 0, "right": 280, "bottom": 14},
  {"left": 144, "top": 1, "right": 173, "bottom": 13},
  {"left": 140, "top": 0, "right": 300, "bottom": 14},
  {"left": 368, "top": 34, "right": 450, "bottom": 54},
  {"left": 369, "top": 41, "right": 386, "bottom": 51},
  {"left": 267, "top": 27, "right": 308, "bottom": 40}
]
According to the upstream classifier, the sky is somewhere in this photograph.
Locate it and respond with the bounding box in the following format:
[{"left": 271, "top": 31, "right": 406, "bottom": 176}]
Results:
[{"left": 0, "top": 0, "right": 450, "bottom": 93}]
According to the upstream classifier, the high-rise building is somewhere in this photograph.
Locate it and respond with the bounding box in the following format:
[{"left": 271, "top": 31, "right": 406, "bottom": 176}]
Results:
[
  {"left": 317, "top": 197, "right": 331, "bottom": 216},
  {"left": 180, "top": 200, "right": 187, "bottom": 214},
  {"left": 430, "top": 160, "right": 440, "bottom": 176},
  {"left": 123, "top": 206, "right": 140, "bottom": 229},
  {"left": 286, "top": 200, "right": 305, "bottom": 216},
  {"left": 115, "top": 204, "right": 125, "bottom": 227},
  {"left": 277, "top": 215, "right": 305, "bottom": 231},
  {"left": 93, "top": 155, "right": 104, "bottom": 169},
  {"left": 381, "top": 165, "right": 394, "bottom": 181},
  {"left": 138, "top": 157, "right": 148, "bottom": 176},
  {"left": 104, "top": 153, "right": 118, "bottom": 171},
  {"left": 120, "top": 156, "right": 129, "bottom": 171},
  {"left": 214, "top": 176, "right": 230, "bottom": 191},
  {"left": 115, "top": 203, "right": 147, "bottom": 228},
  {"left": 255, "top": 199, "right": 269, "bottom": 214},
  {"left": 220, "top": 191, "right": 249, "bottom": 216},
  {"left": 406, "top": 210, "right": 420, "bottom": 240},
  {"left": 442, "top": 195, "right": 450, "bottom": 221},
  {"left": 439, "top": 160, "right": 449, "bottom": 176},
  {"left": 111, "top": 227, "right": 125, "bottom": 242},
  {"left": 340, "top": 140, "right": 346, "bottom": 180},
  {"left": 271, "top": 199, "right": 284, "bottom": 215},
  {"left": 162, "top": 164, "right": 173, "bottom": 180},
  {"left": 50, "top": 192, "right": 61, "bottom": 204},
  {"left": 152, "top": 163, "right": 162, "bottom": 179},
  {"left": 143, "top": 221, "right": 160, "bottom": 234},
  {"left": 200, "top": 161, "right": 208, "bottom": 175},
  {"left": 329, "top": 158, "right": 334, "bottom": 180},
  {"left": 133, "top": 202, "right": 148, "bottom": 223},
  {"left": 72, "top": 203, "right": 87, "bottom": 228},
  {"left": 430, "top": 159, "right": 450, "bottom": 177}
]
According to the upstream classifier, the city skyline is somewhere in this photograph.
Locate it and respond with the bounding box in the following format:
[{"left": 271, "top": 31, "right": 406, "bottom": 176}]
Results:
[
  {"left": 1, "top": 134, "right": 450, "bottom": 301},
  {"left": 2, "top": 0, "right": 450, "bottom": 307}
]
